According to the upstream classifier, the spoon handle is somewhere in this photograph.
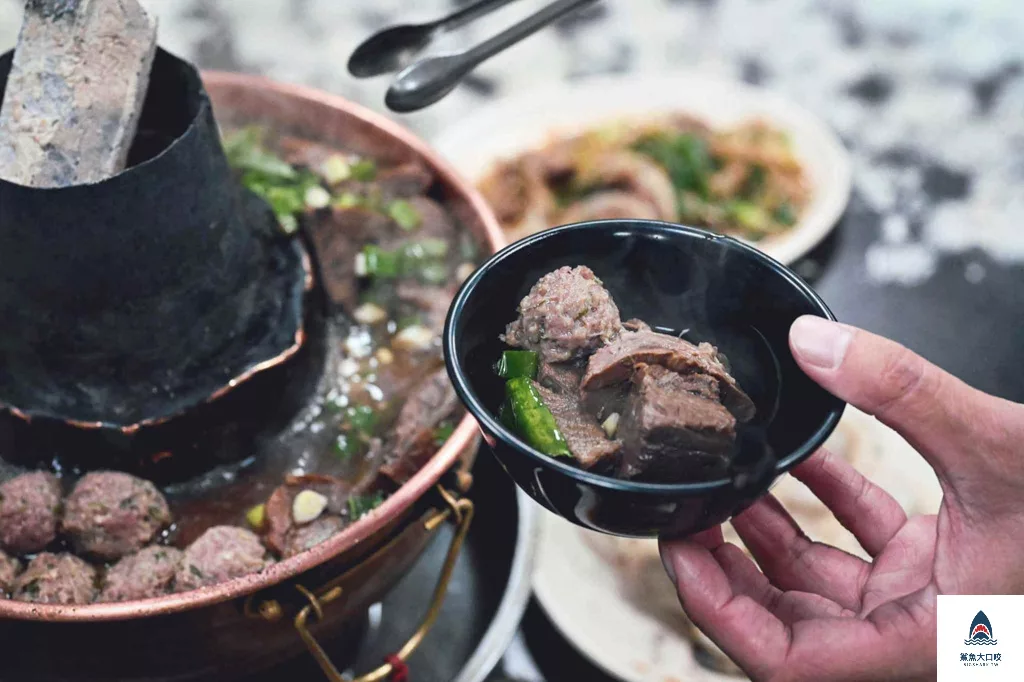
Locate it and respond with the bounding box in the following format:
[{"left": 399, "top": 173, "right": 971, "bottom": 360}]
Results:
[
  {"left": 437, "top": 0, "right": 522, "bottom": 33},
  {"left": 462, "top": 0, "right": 600, "bottom": 65}
]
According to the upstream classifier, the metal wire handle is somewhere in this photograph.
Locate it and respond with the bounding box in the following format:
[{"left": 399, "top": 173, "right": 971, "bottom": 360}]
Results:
[{"left": 291, "top": 486, "right": 475, "bottom": 682}]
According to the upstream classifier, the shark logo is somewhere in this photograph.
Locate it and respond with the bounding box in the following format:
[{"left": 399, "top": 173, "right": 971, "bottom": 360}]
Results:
[{"left": 965, "top": 610, "right": 998, "bottom": 646}]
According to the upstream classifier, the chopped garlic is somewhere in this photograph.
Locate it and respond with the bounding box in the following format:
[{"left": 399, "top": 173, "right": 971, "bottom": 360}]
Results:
[
  {"left": 304, "top": 185, "right": 331, "bottom": 209},
  {"left": 456, "top": 262, "right": 476, "bottom": 283},
  {"left": 392, "top": 324, "right": 434, "bottom": 351},
  {"left": 338, "top": 358, "right": 360, "bottom": 377},
  {"left": 320, "top": 154, "right": 352, "bottom": 184},
  {"left": 292, "top": 490, "right": 328, "bottom": 524},
  {"left": 602, "top": 413, "right": 620, "bottom": 439},
  {"left": 353, "top": 302, "right": 388, "bottom": 325},
  {"left": 375, "top": 348, "right": 394, "bottom": 365},
  {"left": 246, "top": 503, "right": 266, "bottom": 530}
]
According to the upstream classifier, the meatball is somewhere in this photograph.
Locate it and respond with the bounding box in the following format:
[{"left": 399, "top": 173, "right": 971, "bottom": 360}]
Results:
[
  {"left": 0, "top": 549, "right": 21, "bottom": 594},
  {"left": 0, "top": 471, "right": 62, "bottom": 554},
  {"left": 283, "top": 515, "right": 346, "bottom": 559},
  {"left": 62, "top": 471, "right": 172, "bottom": 560},
  {"left": 502, "top": 265, "right": 622, "bottom": 363},
  {"left": 175, "top": 526, "right": 269, "bottom": 591},
  {"left": 99, "top": 546, "right": 183, "bottom": 602},
  {"left": 13, "top": 552, "right": 97, "bottom": 605}
]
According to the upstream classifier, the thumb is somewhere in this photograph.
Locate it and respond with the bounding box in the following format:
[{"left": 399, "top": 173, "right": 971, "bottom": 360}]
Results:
[{"left": 788, "top": 316, "right": 1024, "bottom": 489}]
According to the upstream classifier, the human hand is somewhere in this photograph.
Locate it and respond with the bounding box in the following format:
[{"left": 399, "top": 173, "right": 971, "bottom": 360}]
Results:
[{"left": 659, "top": 316, "right": 1024, "bottom": 682}]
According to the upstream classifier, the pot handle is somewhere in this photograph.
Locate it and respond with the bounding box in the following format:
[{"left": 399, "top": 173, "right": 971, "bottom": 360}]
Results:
[{"left": 295, "top": 485, "right": 474, "bottom": 682}]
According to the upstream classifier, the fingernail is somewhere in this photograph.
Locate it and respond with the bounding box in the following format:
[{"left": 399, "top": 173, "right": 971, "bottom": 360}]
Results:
[
  {"left": 659, "top": 544, "right": 678, "bottom": 583},
  {"left": 790, "top": 316, "right": 852, "bottom": 370}
]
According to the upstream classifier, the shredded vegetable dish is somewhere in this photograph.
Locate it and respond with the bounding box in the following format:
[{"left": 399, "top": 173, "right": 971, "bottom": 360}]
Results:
[{"left": 478, "top": 115, "right": 810, "bottom": 242}]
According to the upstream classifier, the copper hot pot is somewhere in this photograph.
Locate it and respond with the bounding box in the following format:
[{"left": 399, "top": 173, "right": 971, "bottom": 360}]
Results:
[{"left": 0, "top": 72, "right": 505, "bottom": 682}]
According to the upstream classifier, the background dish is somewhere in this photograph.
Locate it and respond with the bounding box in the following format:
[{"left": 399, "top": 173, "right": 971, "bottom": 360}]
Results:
[
  {"left": 531, "top": 406, "right": 942, "bottom": 682},
  {"left": 432, "top": 71, "right": 851, "bottom": 265}
]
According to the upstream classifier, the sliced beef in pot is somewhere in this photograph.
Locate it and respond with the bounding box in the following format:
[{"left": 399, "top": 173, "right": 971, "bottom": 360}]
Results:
[
  {"left": 617, "top": 364, "right": 736, "bottom": 481},
  {"left": 99, "top": 546, "right": 183, "bottom": 602},
  {"left": 0, "top": 471, "right": 61, "bottom": 554},
  {"left": 581, "top": 329, "right": 755, "bottom": 422},
  {"left": 283, "top": 515, "right": 347, "bottom": 559},
  {"left": 0, "top": 549, "right": 21, "bottom": 595},
  {"left": 307, "top": 207, "right": 394, "bottom": 310},
  {"left": 502, "top": 265, "right": 623, "bottom": 363},
  {"left": 262, "top": 474, "right": 360, "bottom": 556},
  {"left": 376, "top": 162, "right": 433, "bottom": 201},
  {"left": 380, "top": 367, "right": 460, "bottom": 485},
  {"left": 532, "top": 381, "right": 620, "bottom": 471},
  {"left": 396, "top": 281, "right": 457, "bottom": 336},
  {"left": 13, "top": 552, "right": 97, "bottom": 605}
]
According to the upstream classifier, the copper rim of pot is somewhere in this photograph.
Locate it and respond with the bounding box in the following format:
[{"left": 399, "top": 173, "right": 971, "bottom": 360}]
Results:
[{"left": 0, "top": 70, "right": 505, "bottom": 623}]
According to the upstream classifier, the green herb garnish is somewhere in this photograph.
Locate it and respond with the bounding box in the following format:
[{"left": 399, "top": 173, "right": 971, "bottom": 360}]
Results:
[
  {"left": 347, "top": 491, "right": 385, "bottom": 519},
  {"left": 387, "top": 199, "right": 421, "bottom": 230}
]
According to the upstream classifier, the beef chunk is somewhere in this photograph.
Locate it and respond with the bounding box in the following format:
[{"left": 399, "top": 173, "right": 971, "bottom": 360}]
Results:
[
  {"left": 262, "top": 474, "right": 357, "bottom": 556},
  {"left": 283, "top": 515, "right": 347, "bottom": 558},
  {"left": 533, "top": 381, "right": 620, "bottom": 471},
  {"left": 0, "top": 471, "right": 61, "bottom": 554},
  {"left": 537, "top": 361, "right": 584, "bottom": 395},
  {"left": 62, "top": 471, "right": 172, "bottom": 561},
  {"left": 307, "top": 207, "right": 393, "bottom": 310},
  {"left": 99, "top": 546, "right": 183, "bottom": 602},
  {"left": 617, "top": 365, "right": 736, "bottom": 481},
  {"left": 582, "top": 329, "right": 755, "bottom": 421},
  {"left": 502, "top": 266, "right": 622, "bottom": 363},
  {"left": 13, "top": 553, "right": 96, "bottom": 605},
  {"left": 175, "top": 526, "right": 269, "bottom": 591},
  {"left": 376, "top": 162, "right": 433, "bottom": 201},
  {"left": 537, "top": 360, "right": 626, "bottom": 422},
  {"left": 396, "top": 281, "right": 457, "bottom": 336},
  {"left": 380, "top": 368, "right": 460, "bottom": 484}
]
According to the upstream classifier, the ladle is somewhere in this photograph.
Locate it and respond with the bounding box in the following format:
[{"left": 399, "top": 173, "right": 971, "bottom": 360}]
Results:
[{"left": 385, "top": 0, "right": 599, "bottom": 113}]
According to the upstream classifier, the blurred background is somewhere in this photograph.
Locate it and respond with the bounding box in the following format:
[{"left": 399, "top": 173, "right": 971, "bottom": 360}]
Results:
[{"left": 0, "top": 1, "right": 1021, "bottom": 680}]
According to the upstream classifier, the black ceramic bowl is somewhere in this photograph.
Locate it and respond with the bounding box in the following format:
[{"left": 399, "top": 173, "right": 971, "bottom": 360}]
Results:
[{"left": 444, "top": 220, "right": 845, "bottom": 538}]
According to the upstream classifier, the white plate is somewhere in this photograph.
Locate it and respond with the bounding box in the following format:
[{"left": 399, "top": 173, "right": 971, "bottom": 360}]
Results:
[
  {"left": 530, "top": 407, "right": 942, "bottom": 682},
  {"left": 432, "top": 72, "right": 852, "bottom": 265}
]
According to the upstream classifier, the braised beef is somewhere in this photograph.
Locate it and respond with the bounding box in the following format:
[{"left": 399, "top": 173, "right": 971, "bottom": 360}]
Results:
[
  {"left": 536, "top": 360, "right": 584, "bottom": 395},
  {"left": 396, "top": 281, "right": 457, "bottom": 335},
  {"left": 262, "top": 473, "right": 359, "bottom": 555},
  {"left": 376, "top": 162, "right": 433, "bottom": 201},
  {"left": 617, "top": 365, "right": 735, "bottom": 481},
  {"left": 62, "top": 471, "right": 172, "bottom": 561},
  {"left": 380, "top": 367, "right": 460, "bottom": 484},
  {"left": 499, "top": 267, "right": 758, "bottom": 483},
  {"left": 582, "top": 329, "right": 755, "bottom": 421},
  {"left": 0, "top": 471, "right": 61, "bottom": 554},
  {"left": 502, "top": 265, "right": 623, "bottom": 363},
  {"left": 307, "top": 206, "right": 394, "bottom": 309},
  {"left": 283, "top": 515, "right": 347, "bottom": 559},
  {"left": 99, "top": 546, "right": 183, "bottom": 602},
  {"left": 13, "top": 552, "right": 96, "bottom": 605},
  {"left": 533, "top": 382, "right": 620, "bottom": 470}
]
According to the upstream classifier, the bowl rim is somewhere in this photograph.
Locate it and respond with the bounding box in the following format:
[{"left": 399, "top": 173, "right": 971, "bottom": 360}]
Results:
[
  {"left": 444, "top": 218, "right": 845, "bottom": 495},
  {"left": 0, "top": 69, "right": 506, "bottom": 623}
]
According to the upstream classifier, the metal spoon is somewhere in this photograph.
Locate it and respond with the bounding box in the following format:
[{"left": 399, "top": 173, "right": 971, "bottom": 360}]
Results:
[
  {"left": 385, "top": 0, "right": 599, "bottom": 113},
  {"left": 348, "top": 0, "right": 521, "bottom": 78}
]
